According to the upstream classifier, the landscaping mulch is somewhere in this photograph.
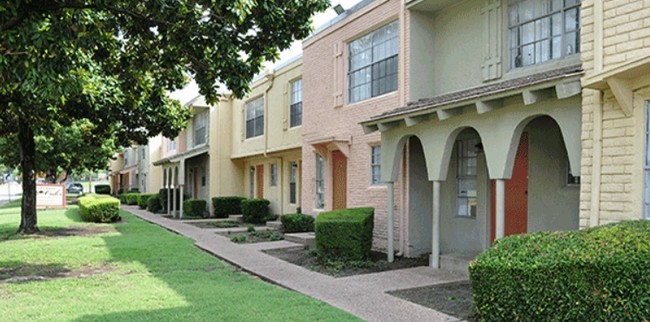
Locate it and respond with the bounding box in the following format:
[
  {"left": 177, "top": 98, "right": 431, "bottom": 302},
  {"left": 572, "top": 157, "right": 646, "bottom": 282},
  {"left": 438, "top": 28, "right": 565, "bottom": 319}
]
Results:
[
  {"left": 388, "top": 281, "right": 476, "bottom": 321},
  {"left": 220, "top": 230, "right": 284, "bottom": 243},
  {"left": 186, "top": 221, "right": 242, "bottom": 229},
  {"left": 263, "top": 248, "right": 429, "bottom": 277}
]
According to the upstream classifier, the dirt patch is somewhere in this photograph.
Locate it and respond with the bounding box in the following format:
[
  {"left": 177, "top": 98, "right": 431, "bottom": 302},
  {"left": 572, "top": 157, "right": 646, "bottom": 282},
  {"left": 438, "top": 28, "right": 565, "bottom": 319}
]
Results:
[
  {"left": 187, "top": 221, "right": 242, "bottom": 229},
  {"left": 388, "top": 281, "right": 476, "bottom": 321},
  {"left": 264, "top": 248, "right": 429, "bottom": 277},
  {"left": 0, "top": 263, "right": 117, "bottom": 284},
  {"left": 35, "top": 226, "right": 117, "bottom": 238},
  {"left": 220, "top": 230, "right": 284, "bottom": 243}
]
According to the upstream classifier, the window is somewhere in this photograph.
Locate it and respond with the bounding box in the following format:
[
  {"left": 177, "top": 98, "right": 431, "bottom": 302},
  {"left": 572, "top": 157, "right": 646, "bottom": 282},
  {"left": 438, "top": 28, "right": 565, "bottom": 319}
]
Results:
[
  {"left": 194, "top": 110, "right": 208, "bottom": 146},
  {"left": 270, "top": 163, "right": 278, "bottom": 186},
  {"left": 371, "top": 145, "right": 381, "bottom": 185},
  {"left": 348, "top": 21, "right": 398, "bottom": 103},
  {"left": 140, "top": 146, "right": 146, "bottom": 160},
  {"left": 508, "top": 0, "right": 580, "bottom": 68},
  {"left": 290, "top": 161, "right": 298, "bottom": 204},
  {"left": 245, "top": 97, "right": 264, "bottom": 138},
  {"left": 643, "top": 102, "right": 650, "bottom": 220},
  {"left": 315, "top": 154, "right": 325, "bottom": 209},
  {"left": 170, "top": 138, "right": 177, "bottom": 151},
  {"left": 290, "top": 79, "right": 303, "bottom": 128},
  {"left": 456, "top": 138, "right": 479, "bottom": 217}
]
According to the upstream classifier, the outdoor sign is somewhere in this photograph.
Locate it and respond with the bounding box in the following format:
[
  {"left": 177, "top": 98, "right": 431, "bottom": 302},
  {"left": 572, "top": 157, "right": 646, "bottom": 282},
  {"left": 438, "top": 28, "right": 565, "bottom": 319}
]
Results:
[{"left": 36, "top": 184, "right": 67, "bottom": 209}]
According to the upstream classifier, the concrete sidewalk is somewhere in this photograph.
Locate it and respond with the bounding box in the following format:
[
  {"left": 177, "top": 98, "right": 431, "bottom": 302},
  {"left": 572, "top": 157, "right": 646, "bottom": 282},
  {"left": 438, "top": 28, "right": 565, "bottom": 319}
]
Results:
[{"left": 123, "top": 205, "right": 467, "bottom": 322}]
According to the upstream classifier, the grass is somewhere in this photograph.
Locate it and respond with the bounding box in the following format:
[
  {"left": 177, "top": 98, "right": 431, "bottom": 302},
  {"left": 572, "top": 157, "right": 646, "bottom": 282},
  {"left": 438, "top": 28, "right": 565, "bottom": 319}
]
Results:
[{"left": 0, "top": 200, "right": 359, "bottom": 321}]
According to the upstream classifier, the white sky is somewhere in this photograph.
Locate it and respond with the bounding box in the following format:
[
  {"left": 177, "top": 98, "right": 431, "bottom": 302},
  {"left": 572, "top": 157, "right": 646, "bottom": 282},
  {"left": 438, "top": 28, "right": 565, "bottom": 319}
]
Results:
[{"left": 169, "top": 0, "right": 363, "bottom": 102}]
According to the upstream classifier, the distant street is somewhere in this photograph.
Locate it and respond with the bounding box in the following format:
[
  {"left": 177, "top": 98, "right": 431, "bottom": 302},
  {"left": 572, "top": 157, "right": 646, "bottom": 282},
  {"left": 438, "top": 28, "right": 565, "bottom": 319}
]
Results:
[{"left": 0, "top": 182, "right": 22, "bottom": 206}]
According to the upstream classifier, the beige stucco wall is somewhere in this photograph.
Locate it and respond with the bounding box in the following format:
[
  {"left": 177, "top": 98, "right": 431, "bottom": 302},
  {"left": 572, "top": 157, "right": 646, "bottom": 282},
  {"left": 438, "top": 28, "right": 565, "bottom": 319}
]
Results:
[
  {"left": 580, "top": 0, "right": 650, "bottom": 226},
  {"left": 302, "top": 0, "right": 406, "bottom": 251},
  {"left": 147, "top": 135, "right": 163, "bottom": 194},
  {"left": 208, "top": 95, "right": 244, "bottom": 203}
]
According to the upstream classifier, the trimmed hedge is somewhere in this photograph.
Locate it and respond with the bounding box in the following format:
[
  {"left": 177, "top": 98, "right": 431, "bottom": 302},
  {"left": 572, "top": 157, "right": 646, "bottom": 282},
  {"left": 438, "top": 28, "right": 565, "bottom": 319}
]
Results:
[
  {"left": 315, "top": 207, "right": 374, "bottom": 261},
  {"left": 120, "top": 193, "right": 140, "bottom": 205},
  {"left": 147, "top": 194, "right": 162, "bottom": 213},
  {"left": 470, "top": 220, "right": 650, "bottom": 321},
  {"left": 78, "top": 194, "right": 121, "bottom": 223},
  {"left": 212, "top": 196, "right": 246, "bottom": 218},
  {"left": 137, "top": 194, "right": 157, "bottom": 209},
  {"left": 158, "top": 188, "right": 182, "bottom": 212},
  {"left": 183, "top": 199, "right": 207, "bottom": 218},
  {"left": 241, "top": 198, "right": 270, "bottom": 224},
  {"left": 281, "top": 213, "right": 315, "bottom": 233},
  {"left": 94, "top": 184, "right": 111, "bottom": 195}
]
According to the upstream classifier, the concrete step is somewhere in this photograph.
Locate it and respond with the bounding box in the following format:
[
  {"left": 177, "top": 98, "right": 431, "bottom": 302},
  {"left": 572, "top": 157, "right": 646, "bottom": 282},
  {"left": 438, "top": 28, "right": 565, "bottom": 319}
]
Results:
[
  {"left": 266, "top": 220, "right": 282, "bottom": 230},
  {"left": 284, "top": 232, "right": 316, "bottom": 249},
  {"left": 227, "top": 214, "right": 243, "bottom": 223},
  {"left": 439, "top": 253, "right": 478, "bottom": 278}
]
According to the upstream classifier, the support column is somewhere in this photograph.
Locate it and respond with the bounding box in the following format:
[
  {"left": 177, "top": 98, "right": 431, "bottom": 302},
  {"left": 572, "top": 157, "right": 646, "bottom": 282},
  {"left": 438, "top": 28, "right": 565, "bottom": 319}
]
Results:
[
  {"left": 179, "top": 184, "right": 184, "bottom": 219},
  {"left": 495, "top": 179, "right": 505, "bottom": 239},
  {"left": 172, "top": 167, "right": 177, "bottom": 218},
  {"left": 387, "top": 181, "right": 395, "bottom": 263},
  {"left": 166, "top": 168, "right": 171, "bottom": 216},
  {"left": 431, "top": 180, "right": 441, "bottom": 268}
]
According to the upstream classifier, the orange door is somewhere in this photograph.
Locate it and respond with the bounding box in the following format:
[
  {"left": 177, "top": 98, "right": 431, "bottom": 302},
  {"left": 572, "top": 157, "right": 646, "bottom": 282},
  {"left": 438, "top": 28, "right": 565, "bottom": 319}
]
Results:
[
  {"left": 256, "top": 164, "right": 264, "bottom": 198},
  {"left": 491, "top": 132, "right": 529, "bottom": 242},
  {"left": 332, "top": 151, "right": 347, "bottom": 210}
]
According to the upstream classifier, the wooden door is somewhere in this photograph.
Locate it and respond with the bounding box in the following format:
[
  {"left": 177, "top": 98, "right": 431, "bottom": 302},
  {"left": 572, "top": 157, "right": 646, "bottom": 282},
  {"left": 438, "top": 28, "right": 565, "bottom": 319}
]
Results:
[
  {"left": 491, "top": 132, "right": 529, "bottom": 242},
  {"left": 332, "top": 151, "right": 347, "bottom": 210},
  {"left": 256, "top": 164, "right": 264, "bottom": 198}
]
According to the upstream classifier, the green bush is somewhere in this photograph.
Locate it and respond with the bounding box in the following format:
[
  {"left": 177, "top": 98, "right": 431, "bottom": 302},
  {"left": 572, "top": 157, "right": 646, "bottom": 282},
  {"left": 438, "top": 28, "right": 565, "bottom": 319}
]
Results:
[
  {"left": 120, "top": 193, "right": 140, "bottom": 205},
  {"left": 128, "top": 188, "right": 140, "bottom": 193},
  {"left": 94, "top": 184, "right": 111, "bottom": 195},
  {"left": 470, "top": 220, "right": 650, "bottom": 321},
  {"left": 212, "top": 196, "right": 246, "bottom": 218},
  {"left": 315, "top": 208, "right": 374, "bottom": 261},
  {"left": 281, "top": 214, "right": 315, "bottom": 233},
  {"left": 137, "top": 194, "right": 156, "bottom": 209},
  {"left": 147, "top": 194, "right": 162, "bottom": 213},
  {"left": 240, "top": 198, "right": 270, "bottom": 224},
  {"left": 158, "top": 188, "right": 182, "bottom": 212},
  {"left": 78, "top": 194, "right": 121, "bottom": 223},
  {"left": 183, "top": 199, "right": 207, "bottom": 218}
]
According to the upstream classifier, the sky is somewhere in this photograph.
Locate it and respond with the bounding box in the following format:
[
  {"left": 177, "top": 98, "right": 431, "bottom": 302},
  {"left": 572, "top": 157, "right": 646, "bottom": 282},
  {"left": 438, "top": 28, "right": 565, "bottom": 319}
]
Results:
[{"left": 169, "top": 0, "right": 363, "bottom": 102}]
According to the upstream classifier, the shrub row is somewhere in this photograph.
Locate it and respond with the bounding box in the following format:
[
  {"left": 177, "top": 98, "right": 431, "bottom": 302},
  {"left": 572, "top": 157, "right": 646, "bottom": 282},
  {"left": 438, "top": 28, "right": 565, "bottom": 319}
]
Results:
[
  {"left": 212, "top": 196, "right": 246, "bottom": 218},
  {"left": 147, "top": 194, "right": 162, "bottom": 213},
  {"left": 469, "top": 220, "right": 650, "bottom": 321},
  {"left": 93, "top": 184, "right": 111, "bottom": 195},
  {"left": 183, "top": 199, "right": 207, "bottom": 218},
  {"left": 281, "top": 214, "right": 315, "bottom": 233},
  {"left": 120, "top": 193, "right": 140, "bottom": 205},
  {"left": 241, "top": 198, "right": 269, "bottom": 224},
  {"left": 315, "top": 207, "right": 374, "bottom": 261},
  {"left": 137, "top": 194, "right": 157, "bottom": 209},
  {"left": 78, "top": 194, "right": 121, "bottom": 223},
  {"left": 158, "top": 188, "right": 182, "bottom": 212}
]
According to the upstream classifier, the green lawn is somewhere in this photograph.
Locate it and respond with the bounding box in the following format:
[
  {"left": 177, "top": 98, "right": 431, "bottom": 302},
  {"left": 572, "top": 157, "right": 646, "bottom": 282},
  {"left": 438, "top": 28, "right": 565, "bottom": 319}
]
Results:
[{"left": 0, "top": 201, "right": 358, "bottom": 321}]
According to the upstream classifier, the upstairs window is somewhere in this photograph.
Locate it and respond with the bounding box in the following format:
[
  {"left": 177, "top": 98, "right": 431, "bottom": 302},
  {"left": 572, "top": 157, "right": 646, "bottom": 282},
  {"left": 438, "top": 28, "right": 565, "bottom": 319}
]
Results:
[
  {"left": 245, "top": 97, "right": 264, "bottom": 138},
  {"left": 170, "top": 138, "right": 177, "bottom": 151},
  {"left": 194, "top": 110, "right": 208, "bottom": 146},
  {"left": 509, "top": 0, "right": 580, "bottom": 68},
  {"left": 348, "top": 21, "right": 398, "bottom": 103},
  {"left": 290, "top": 79, "right": 303, "bottom": 128}
]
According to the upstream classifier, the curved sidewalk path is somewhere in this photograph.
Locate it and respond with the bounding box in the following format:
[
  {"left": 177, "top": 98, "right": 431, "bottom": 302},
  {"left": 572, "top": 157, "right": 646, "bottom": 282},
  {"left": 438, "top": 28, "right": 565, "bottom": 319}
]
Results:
[{"left": 124, "top": 206, "right": 467, "bottom": 322}]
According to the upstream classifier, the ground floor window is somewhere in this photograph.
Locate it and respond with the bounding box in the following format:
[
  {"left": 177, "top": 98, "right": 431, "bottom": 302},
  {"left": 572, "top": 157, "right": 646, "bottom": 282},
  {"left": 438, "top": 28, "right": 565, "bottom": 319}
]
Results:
[
  {"left": 456, "top": 138, "right": 479, "bottom": 217},
  {"left": 289, "top": 162, "right": 298, "bottom": 204},
  {"left": 270, "top": 163, "right": 278, "bottom": 187},
  {"left": 645, "top": 101, "right": 650, "bottom": 219},
  {"left": 371, "top": 145, "right": 381, "bottom": 185},
  {"left": 315, "top": 154, "right": 325, "bottom": 209}
]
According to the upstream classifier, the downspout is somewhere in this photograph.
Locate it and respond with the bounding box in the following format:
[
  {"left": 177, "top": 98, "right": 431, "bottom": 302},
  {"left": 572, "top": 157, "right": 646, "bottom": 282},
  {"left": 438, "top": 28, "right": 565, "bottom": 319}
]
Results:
[{"left": 263, "top": 72, "right": 275, "bottom": 158}]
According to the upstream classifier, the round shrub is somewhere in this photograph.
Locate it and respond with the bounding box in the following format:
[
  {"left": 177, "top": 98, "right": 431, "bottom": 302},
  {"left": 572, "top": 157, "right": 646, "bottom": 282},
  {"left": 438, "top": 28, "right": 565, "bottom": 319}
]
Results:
[
  {"left": 94, "top": 184, "right": 111, "bottom": 195},
  {"left": 147, "top": 194, "right": 162, "bottom": 213},
  {"left": 78, "top": 194, "right": 121, "bottom": 223},
  {"left": 469, "top": 220, "right": 650, "bottom": 321},
  {"left": 281, "top": 213, "right": 315, "bottom": 233},
  {"left": 183, "top": 199, "right": 207, "bottom": 218},
  {"left": 315, "top": 207, "right": 374, "bottom": 261},
  {"left": 241, "top": 198, "right": 270, "bottom": 224},
  {"left": 137, "top": 193, "right": 156, "bottom": 209},
  {"left": 212, "top": 196, "right": 246, "bottom": 218},
  {"left": 123, "top": 193, "right": 140, "bottom": 205}
]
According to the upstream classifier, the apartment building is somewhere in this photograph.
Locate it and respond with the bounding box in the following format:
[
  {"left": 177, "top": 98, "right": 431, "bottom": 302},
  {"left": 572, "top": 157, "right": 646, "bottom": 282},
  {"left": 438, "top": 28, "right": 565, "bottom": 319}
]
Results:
[{"left": 109, "top": 144, "right": 160, "bottom": 194}]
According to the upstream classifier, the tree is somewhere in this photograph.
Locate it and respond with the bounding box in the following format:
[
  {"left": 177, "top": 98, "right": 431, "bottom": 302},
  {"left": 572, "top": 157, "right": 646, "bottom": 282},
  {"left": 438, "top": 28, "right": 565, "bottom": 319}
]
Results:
[{"left": 0, "top": 0, "right": 329, "bottom": 233}]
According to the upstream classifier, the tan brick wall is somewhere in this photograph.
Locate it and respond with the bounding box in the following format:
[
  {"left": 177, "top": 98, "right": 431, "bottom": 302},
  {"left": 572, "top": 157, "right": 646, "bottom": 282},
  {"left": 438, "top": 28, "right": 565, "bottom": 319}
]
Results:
[
  {"left": 580, "top": 0, "right": 650, "bottom": 226},
  {"left": 302, "top": 0, "right": 406, "bottom": 251}
]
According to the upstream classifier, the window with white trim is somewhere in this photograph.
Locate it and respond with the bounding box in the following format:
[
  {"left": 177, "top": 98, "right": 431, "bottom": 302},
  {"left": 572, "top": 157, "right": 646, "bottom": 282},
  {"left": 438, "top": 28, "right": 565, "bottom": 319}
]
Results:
[
  {"left": 508, "top": 0, "right": 580, "bottom": 68},
  {"left": 290, "top": 79, "right": 302, "bottom": 128},
  {"left": 245, "top": 97, "right": 264, "bottom": 138},
  {"left": 348, "top": 21, "right": 398, "bottom": 103},
  {"left": 169, "top": 138, "right": 177, "bottom": 151},
  {"left": 456, "top": 138, "right": 479, "bottom": 217},
  {"left": 290, "top": 161, "right": 298, "bottom": 204},
  {"left": 270, "top": 163, "right": 278, "bottom": 187},
  {"left": 644, "top": 101, "right": 650, "bottom": 220},
  {"left": 193, "top": 110, "right": 208, "bottom": 146},
  {"left": 371, "top": 145, "right": 381, "bottom": 185},
  {"left": 315, "top": 154, "right": 325, "bottom": 209}
]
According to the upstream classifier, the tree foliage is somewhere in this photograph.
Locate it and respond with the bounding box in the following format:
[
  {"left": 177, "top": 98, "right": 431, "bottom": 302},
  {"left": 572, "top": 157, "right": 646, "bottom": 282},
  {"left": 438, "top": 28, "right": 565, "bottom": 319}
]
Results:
[{"left": 0, "top": 0, "right": 329, "bottom": 233}]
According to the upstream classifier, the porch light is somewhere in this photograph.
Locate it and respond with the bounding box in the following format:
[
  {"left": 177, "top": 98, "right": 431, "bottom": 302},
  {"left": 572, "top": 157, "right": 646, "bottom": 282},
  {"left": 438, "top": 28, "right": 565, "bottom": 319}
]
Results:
[{"left": 333, "top": 4, "right": 345, "bottom": 15}]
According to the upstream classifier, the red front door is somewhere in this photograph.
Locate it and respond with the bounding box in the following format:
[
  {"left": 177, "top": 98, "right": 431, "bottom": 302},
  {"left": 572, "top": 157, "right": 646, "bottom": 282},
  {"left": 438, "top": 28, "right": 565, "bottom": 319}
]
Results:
[
  {"left": 256, "top": 165, "right": 264, "bottom": 198},
  {"left": 491, "top": 132, "right": 529, "bottom": 242}
]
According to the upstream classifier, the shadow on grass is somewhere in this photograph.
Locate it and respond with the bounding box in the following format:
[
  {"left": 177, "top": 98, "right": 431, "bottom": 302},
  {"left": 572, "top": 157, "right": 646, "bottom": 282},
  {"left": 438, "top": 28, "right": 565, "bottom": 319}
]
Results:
[
  {"left": 0, "top": 261, "right": 70, "bottom": 282},
  {"left": 63, "top": 208, "right": 84, "bottom": 223}
]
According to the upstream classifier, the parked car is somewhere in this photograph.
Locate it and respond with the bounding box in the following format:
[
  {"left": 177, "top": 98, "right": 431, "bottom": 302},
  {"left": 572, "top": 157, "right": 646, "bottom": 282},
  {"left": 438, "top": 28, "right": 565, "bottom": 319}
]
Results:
[{"left": 66, "top": 183, "right": 83, "bottom": 194}]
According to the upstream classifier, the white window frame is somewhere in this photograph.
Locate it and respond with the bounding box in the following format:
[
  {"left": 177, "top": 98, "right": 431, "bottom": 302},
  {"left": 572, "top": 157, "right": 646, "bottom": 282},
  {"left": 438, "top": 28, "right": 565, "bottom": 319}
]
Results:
[
  {"left": 348, "top": 21, "right": 399, "bottom": 103},
  {"left": 290, "top": 79, "right": 303, "bottom": 128},
  {"left": 315, "top": 154, "right": 325, "bottom": 209},
  {"left": 289, "top": 161, "right": 298, "bottom": 204},
  {"left": 508, "top": 0, "right": 580, "bottom": 69},
  {"left": 371, "top": 145, "right": 382, "bottom": 185},
  {"left": 245, "top": 97, "right": 264, "bottom": 139},
  {"left": 193, "top": 110, "right": 208, "bottom": 146},
  {"left": 456, "top": 138, "right": 479, "bottom": 218}
]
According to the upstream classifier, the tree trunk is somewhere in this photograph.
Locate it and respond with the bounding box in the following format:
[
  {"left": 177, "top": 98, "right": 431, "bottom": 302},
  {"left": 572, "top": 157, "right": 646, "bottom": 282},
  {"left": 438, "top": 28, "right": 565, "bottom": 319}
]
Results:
[{"left": 18, "top": 116, "right": 38, "bottom": 234}]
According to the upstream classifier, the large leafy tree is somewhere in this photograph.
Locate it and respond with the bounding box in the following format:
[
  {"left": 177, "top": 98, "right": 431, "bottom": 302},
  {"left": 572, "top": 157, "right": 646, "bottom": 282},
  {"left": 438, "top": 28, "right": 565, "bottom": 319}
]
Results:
[{"left": 0, "top": 0, "right": 329, "bottom": 234}]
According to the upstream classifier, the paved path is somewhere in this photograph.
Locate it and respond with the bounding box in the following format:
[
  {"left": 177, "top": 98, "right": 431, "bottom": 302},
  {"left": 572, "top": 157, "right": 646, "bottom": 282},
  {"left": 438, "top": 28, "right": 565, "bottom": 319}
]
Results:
[{"left": 123, "top": 205, "right": 467, "bottom": 322}]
